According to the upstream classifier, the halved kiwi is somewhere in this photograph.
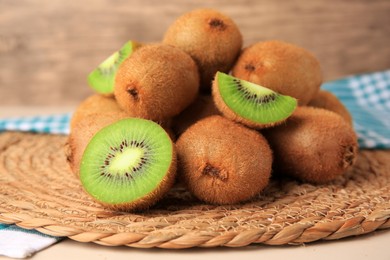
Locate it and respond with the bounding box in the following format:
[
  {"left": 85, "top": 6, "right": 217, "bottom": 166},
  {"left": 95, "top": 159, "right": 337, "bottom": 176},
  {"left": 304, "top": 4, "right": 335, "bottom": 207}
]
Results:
[
  {"left": 87, "top": 41, "right": 141, "bottom": 95},
  {"left": 79, "top": 118, "right": 176, "bottom": 211},
  {"left": 212, "top": 72, "right": 297, "bottom": 129}
]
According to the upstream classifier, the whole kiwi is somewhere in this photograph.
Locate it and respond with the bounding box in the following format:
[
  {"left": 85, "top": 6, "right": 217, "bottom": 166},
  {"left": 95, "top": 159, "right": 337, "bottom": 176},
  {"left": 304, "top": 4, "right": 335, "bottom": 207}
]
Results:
[
  {"left": 308, "top": 90, "right": 353, "bottom": 125},
  {"left": 70, "top": 94, "right": 128, "bottom": 129},
  {"left": 232, "top": 40, "right": 323, "bottom": 105},
  {"left": 114, "top": 44, "right": 199, "bottom": 121},
  {"left": 172, "top": 94, "right": 220, "bottom": 137},
  {"left": 176, "top": 115, "right": 272, "bottom": 205},
  {"left": 163, "top": 8, "right": 243, "bottom": 91},
  {"left": 263, "top": 107, "right": 358, "bottom": 184}
]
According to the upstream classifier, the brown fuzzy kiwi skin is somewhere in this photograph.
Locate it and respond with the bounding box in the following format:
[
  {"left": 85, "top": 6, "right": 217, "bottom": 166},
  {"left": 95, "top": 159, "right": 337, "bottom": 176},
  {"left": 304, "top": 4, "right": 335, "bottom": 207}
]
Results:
[
  {"left": 163, "top": 8, "right": 243, "bottom": 91},
  {"left": 93, "top": 136, "right": 177, "bottom": 212},
  {"left": 66, "top": 112, "right": 129, "bottom": 176},
  {"left": 232, "top": 40, "right": 322, "bottom": 106},
  {"left": 114, "top": 44, "right": 199, "bottom": 122},
  {"left": 262, "top": 107, "right": 358, "bottom": 184},
  {"left": 176, "top": 115, "right": 273, "bottom": 205},
  {"left": 172, "top": 94, "right": 221, "bottom": 137},
  {"left": 70, "top": 94, "right": 127, "bottom": 129},
  {"left": 308, "top": 90, "right": 353, "bottom": 125},
  {"left": 211, "top": 75, "right": 287, "bottom": 129}
]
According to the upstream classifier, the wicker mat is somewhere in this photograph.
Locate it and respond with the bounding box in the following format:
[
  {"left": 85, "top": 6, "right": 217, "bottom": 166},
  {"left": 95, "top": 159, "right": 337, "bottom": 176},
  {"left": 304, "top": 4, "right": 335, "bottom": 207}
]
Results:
[{"left": 0, "top": 132, "right": 389, "bottom": 248}]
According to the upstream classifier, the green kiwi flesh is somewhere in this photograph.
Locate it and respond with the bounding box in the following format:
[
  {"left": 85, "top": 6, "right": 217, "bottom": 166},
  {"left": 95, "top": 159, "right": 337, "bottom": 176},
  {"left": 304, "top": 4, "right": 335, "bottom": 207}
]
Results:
[
  {"left": 87, "top": 41, "right": 139, "bottom": 95},
  {"left": 213, "top": 72, "right": 297, "bottom": 128},
  {"left": 80, "top": 118, "right": 176, "bottom": 210}
]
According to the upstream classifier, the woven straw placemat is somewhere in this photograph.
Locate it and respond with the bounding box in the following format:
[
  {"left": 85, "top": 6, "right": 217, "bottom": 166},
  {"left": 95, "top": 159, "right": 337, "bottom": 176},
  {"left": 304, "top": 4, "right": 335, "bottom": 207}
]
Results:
[{"left": 0, "top": 132, "right": 389, "bottom": 248}]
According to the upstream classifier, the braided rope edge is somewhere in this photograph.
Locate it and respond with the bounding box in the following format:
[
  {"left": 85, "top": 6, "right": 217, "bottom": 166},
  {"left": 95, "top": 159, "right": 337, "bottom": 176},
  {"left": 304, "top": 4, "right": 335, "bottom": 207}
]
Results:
[{"left": 1, "top": 210, "right": 389, "bottom": 248}]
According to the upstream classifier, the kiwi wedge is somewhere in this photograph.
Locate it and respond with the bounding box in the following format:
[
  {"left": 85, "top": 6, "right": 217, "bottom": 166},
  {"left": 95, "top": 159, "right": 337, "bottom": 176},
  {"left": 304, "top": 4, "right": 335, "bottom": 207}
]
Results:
[
  {"left": 212, "top": 72, "right": 297, "bottom": 129},
  {"left": 79, "top": 118, "right": 176, "bottom": 211},
  {"left": 87, "top": 41, "right": 140, "bottom": 95}
]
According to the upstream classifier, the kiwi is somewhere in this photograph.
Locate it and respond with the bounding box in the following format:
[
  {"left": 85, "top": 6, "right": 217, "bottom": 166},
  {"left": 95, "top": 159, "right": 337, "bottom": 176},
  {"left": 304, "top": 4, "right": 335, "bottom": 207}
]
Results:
[
  {"left": 263, "top": 107, "right": 358, "bottom": 184},
  {"left": 79, "top": 118, "right": 176, "bottom": 211},
  {"left": 212, "top": 72, "right": 297, "bottom": 129},
  {"left": 232, "top": 40, "right": 323, "bottom": 105},
  {"left": 163, "top": 8, "right": 242, "bottom": 91},
  {"left": 172, "top": 94, "right": 220, "bottom": 137},
  {"left": 67, "top": 112, "right": 129, "bottom": 176},
  {"left": 70, "top": 94, "right": 128, "bottom": 129},
  {"left": 176, "top": 115, "right": 272, "bottom": 205},
  {"left": 87, "top": 40, "right": 141, "bottom": 95},
  {"left": 308, "top": 90, "right": 353, "bottom": 125},
  {"left": 114, "top": 44, "right": 199, "bottom": 121}
]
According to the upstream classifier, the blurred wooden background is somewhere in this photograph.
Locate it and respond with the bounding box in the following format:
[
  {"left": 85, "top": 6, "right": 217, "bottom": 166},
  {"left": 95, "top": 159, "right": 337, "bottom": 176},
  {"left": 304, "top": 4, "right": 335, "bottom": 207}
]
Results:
[{"left": 0, "top": 0, "right": 389, "bottom": 106}]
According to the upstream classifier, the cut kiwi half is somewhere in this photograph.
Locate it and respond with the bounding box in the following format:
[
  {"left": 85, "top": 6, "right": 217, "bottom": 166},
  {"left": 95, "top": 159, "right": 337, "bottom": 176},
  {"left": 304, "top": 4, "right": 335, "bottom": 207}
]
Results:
[
  {"left": 87, "top": 41, "right": 140, "bottom": 95},
  {"left": 212, "top": 72, "right": 298, "bottom": 129},
  {"left": 79, "top": 118, "right": 176, "bottom": 211}
]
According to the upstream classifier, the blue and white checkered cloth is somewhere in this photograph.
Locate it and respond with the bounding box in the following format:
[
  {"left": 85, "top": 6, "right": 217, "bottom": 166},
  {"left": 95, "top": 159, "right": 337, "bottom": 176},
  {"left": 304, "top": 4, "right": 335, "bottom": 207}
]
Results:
[
  {"left": 0, "top": 224, "right": 61, "bottom": 258},
  {"left": 0, "top": 113, "right": 71, "bottom": 135},
  {"left": 0, "top": 70, "right": 389, "bottom": 258}
]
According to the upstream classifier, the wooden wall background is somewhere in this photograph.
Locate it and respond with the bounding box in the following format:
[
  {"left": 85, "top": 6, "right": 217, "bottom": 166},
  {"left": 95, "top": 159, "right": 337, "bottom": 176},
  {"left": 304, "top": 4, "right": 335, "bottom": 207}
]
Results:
[{"left": 0, "top": 0, "right": 389, "bottom": 106}]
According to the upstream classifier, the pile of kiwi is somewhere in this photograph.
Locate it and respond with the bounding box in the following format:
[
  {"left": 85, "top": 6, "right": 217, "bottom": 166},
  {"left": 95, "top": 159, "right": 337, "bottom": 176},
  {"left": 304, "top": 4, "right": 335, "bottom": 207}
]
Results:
[{"left": 68, "top": 8, "right": 358, "bottom": 212}]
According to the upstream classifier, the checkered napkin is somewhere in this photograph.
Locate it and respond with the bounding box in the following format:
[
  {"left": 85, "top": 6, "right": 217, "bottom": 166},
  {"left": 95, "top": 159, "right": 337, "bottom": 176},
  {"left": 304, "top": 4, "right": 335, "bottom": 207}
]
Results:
[
  {"left": 0, "top": 224, "right": 61, "bottom": 258},
  {"left": 0, "top": 115, "right": 70, "bottom": 258},
  {"left": 0, "top": 70, "right": 389, "bottom": 258},
  {"left": 0, "top": 113, "right": 71, "bottom": 135}
]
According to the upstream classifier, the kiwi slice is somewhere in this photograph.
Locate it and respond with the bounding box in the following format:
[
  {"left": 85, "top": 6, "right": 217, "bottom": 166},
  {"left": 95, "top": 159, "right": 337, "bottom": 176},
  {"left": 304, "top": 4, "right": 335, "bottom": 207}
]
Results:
[
  {"left": 212, "top": 72, "right": 297, "bottom": 129},
  {"left": 79, "top": 118, "right": 176, "bottom": 211},
  {"left": 87, "top": 41, "right": 140, "bottom": 95}
]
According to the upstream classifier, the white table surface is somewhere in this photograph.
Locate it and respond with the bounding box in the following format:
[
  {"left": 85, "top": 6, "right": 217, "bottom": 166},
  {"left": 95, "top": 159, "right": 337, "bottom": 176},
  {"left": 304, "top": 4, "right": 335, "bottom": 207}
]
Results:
[{"left": 0, "top": 106, "right": 389, "bottom": 260}]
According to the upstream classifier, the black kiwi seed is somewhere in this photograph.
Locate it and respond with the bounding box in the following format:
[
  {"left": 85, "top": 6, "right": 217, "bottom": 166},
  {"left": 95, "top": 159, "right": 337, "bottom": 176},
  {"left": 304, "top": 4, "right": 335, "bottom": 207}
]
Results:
[
  {"left": 100, "top": 139, "right": 151, "bottom": 176},
  {"left": 234, "top": 80, "right": 277, "bottom": 103}
]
